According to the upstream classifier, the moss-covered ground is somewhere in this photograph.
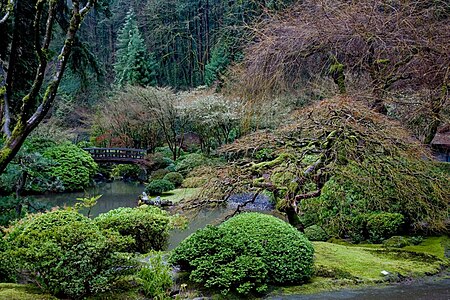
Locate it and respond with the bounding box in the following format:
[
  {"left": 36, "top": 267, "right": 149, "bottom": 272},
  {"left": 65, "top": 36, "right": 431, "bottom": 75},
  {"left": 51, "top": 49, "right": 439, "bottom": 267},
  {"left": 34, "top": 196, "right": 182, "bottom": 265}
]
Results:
[
  {"left": 160, "top": 188, "right": 200, "bottom": 203},
  {"left": 279, "top": 236, "right": 449, "bottom": 296},
  {"left": 0, "top": 284, "right": 56, "bottom": 300}
]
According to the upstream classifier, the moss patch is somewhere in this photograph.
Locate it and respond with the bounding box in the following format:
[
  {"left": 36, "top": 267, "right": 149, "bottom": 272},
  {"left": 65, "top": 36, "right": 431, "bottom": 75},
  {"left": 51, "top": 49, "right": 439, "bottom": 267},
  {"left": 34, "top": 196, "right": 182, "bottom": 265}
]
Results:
[
  {"left": 402, "top": 236, "right": 449, "bottom": 259},
  {"left": 0, "top": 284, "right": 56, "bottom": 300},
  {"left": 0, "top": 283, "right": 145, "bottom": 300},
  {"left": 160, "top": 188, "right": 200, "bottom": 203},
  {"left": 277, "top": 236, "right": 449, "bottom": 295}
]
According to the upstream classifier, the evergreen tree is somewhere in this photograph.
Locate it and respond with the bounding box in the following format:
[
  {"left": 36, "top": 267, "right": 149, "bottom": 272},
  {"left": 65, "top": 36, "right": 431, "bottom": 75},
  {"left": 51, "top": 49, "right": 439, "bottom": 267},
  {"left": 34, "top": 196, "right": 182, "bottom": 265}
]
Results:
[{"left": 114, "top": 9, "right": 157, "bottom": 86}]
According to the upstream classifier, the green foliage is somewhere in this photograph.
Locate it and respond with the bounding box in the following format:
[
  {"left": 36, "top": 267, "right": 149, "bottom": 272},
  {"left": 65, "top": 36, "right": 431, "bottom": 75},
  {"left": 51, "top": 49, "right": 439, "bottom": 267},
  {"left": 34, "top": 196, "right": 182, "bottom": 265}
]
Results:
[
  {"left": 24, "top": 138, "right": 57, "bottom": 153},
  {"left": 138, "top": 252, "right": 172, "bottom": 299},
  {"left": 0, "top": 145, "right": 63, "bottom": 194},
  {"left": 145, "top": 179, "right": 175, "bottom": 196},
  {"left": 114, "top": 9, "right": 157, "bottom": 87},
  {"left": 304, "top": 225, "right": 329, "bottom": 241},
  {"left": 409, "top": 236, "right": 424, "bottom": 245},
  {"left": 150, "top": 168, "right": 169, "bottom": 180},
  {"left": 162, "top": 172, "right": 183, "bottom": 187},
  {"left": 205, "top": 46, "right": 230, "bottom": 86},
  {"left": 43, "top": 143, "right": 98, "bottom": 191},
  {"left": 171, "top": 213, "right": 314, "bottom": 295},
  {"left": 73, "top": 195, "right": 102, "bottom": 218},
  {"left": 175, "top": 153, "right": 209, "bottom": 176},
  {"left": 112, "top": 164, "right": 142, "bottom": 180},
  {"left": 4, "top": 210, "right": 135, "bottom": 298},
  {"left": 0, "top": 231, "right": 18, "bottom": 283},
  {"left": 94, "top": 205, "right": 173, "bottom": 253},
  {"left": 365, "top": 212, "right": 404, "bottom": 243},
  {"left": 0, "top": 196, "right": 50, "bottom": 228},
  {"left": 155, "top": 147, "right": 174, "bottom": 159}
]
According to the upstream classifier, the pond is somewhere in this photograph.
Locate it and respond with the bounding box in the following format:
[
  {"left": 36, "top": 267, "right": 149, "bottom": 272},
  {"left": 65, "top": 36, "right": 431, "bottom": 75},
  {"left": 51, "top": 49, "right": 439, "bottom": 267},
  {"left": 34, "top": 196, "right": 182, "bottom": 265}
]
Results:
[
  {"left": 35, "top": 181, "right": 145, "bottom": 217},
  {"left": 36, "top": 181, "right": 450, "bottom": 300}
]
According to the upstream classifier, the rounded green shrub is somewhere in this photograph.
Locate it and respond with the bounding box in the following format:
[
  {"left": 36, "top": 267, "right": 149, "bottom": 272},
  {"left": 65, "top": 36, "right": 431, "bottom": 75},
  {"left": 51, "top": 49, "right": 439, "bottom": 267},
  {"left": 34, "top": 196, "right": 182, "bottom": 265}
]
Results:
[
  {"left": 150, "top": 169, "right": 169, "bottom": 180},
  {"left": 163, "top": 172, "right": 184, "bottom": 187},
  {"left": 43, "top": 143, "right": 98, "bottom": 191},
  {"left": 171, "top": 213, "right": 314, "bottom": 295},
  {"left": 94, "top": 205, "right": 173, "bottom": 253},
  {"left": 5, "top": 210, "right": 135, "bottom": 298},
  {"left": 366, "top": 212, "right": 404, "bottom": 243},
  {"left": 304, "top": 225, "right": 329, "bottom": 241},
  {"left": 145, "top": 179, "right": 175, "bottom": 195}
]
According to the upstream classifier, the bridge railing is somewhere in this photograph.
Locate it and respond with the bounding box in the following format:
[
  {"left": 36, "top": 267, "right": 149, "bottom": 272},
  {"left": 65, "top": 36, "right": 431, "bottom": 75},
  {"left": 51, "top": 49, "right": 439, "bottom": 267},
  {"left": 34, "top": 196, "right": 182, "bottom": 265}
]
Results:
[{"left": 83, "top": 147, "right": 146, "bottom": 160}]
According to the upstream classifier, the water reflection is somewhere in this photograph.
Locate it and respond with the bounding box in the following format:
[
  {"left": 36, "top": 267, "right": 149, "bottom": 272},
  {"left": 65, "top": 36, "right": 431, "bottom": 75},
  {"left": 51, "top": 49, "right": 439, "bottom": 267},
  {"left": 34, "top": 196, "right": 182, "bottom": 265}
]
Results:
[{"left": 36, "top": 181, "right": 144, "bottom": 217}]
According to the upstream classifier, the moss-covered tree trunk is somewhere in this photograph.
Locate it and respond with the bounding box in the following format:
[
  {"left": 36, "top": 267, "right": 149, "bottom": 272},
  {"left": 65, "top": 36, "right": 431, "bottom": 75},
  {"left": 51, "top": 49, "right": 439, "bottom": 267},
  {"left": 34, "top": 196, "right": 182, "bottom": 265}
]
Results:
[{"left": 0, "top": 0, "right": 95, "bottom": 174}]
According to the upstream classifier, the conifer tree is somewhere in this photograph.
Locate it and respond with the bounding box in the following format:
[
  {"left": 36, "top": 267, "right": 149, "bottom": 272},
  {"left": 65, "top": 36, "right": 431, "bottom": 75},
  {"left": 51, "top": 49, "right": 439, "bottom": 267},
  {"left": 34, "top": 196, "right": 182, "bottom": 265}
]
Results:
[{"left": 114, "top": 9, "right": 158, "bottom": 86}]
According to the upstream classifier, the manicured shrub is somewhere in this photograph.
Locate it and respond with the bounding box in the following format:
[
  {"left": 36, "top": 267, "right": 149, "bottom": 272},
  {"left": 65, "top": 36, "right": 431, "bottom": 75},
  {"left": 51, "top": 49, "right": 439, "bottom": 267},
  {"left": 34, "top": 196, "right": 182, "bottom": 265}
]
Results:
[
  {"left": 5, "top": 210, "right": 135, "bottom": 298},
  {"left": 366, "top": 212, "right": 404, "bottom": 243},
  {"left": 145, "top": 179, "right": 175, "bottom": 195},
  {"left": 43, "top": 143, "right": 98, "bottom": 191},
  {"left": 94, "top": 205, "right": 173, "bottom": 253},
  {"left": 150, "top": 169, "right": 169, "bottom": 180},
  {"left": 171, "top": 213, "right": 314, "bottom": 295},
  {"left": 163, "top": 172, "right": 184, "bottom": 187},
  {"left": 138, "top": 252, "right": 172, "bottom": 299},
  {"left": 304, "top": 225, "right": 329, "bottom": 241}
]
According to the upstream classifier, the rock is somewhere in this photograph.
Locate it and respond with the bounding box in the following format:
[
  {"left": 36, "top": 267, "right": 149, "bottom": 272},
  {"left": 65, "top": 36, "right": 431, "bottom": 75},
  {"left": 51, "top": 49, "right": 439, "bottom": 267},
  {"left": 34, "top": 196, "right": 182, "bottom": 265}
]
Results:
[{"left": 381, "top": 270, "right": 390, "bottom": 276}]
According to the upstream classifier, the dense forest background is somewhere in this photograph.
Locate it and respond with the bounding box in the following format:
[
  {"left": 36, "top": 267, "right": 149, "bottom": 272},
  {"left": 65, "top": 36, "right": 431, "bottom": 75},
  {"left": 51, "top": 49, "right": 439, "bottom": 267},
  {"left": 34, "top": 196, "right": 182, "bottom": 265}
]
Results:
[{"left": 1, "top": 0, "right": 448, "bottom": 148}]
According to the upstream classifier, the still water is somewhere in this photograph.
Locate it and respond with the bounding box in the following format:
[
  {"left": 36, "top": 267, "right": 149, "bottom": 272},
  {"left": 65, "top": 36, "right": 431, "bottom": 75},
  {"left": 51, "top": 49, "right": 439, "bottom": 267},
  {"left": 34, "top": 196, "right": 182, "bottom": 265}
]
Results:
[
  {"left": 38, "top": 181, "right": 450, "bottom": 300},
  {"left": 35, "top": 181, "right": 145, "bottom": 217}
]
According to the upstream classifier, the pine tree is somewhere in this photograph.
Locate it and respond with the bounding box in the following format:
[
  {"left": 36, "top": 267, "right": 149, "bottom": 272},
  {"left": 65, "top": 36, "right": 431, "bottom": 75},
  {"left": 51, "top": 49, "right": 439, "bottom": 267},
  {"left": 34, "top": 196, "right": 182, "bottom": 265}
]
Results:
[{"left": 114, "top": 9, "right": 158, "bottom": 86}]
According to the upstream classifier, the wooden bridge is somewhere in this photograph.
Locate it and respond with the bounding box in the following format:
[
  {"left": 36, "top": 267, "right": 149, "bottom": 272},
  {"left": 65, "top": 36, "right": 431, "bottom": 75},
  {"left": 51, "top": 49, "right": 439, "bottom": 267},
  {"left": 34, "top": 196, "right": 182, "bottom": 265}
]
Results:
[{"left": 83, "top": 147, "right": 146, "bottom": 164}]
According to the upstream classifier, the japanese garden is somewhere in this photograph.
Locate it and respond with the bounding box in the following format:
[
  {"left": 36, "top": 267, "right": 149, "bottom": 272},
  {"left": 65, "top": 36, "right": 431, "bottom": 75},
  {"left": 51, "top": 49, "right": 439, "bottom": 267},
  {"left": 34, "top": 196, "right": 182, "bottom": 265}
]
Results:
[{"left": 0, "top": 0, "right": 449, "bottom": 299}]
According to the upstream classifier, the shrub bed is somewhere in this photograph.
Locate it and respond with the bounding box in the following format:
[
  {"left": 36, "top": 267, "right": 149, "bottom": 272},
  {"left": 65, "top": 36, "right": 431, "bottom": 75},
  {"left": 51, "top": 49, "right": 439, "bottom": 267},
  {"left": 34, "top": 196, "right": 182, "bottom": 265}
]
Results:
[{"left": 4, "top": 210, "right": 135, "bottom": 299}]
